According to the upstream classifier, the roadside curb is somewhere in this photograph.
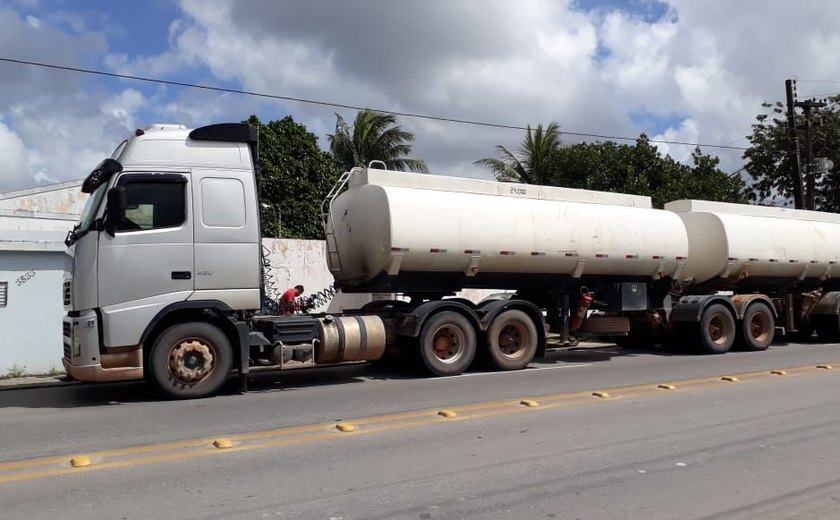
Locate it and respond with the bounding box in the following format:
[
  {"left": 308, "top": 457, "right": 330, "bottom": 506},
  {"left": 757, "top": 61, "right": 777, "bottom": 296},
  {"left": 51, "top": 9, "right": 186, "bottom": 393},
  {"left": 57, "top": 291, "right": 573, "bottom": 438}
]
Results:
[{"left": 0, "top": 376, "right": 78, "bottom": 391}]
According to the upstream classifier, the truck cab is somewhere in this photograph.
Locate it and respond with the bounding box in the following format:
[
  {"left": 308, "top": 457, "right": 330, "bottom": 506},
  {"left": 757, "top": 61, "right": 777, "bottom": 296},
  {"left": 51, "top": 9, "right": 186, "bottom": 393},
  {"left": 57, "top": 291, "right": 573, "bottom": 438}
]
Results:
[{"left": 62, "top": 123, "right": 262, "bottom": 389}]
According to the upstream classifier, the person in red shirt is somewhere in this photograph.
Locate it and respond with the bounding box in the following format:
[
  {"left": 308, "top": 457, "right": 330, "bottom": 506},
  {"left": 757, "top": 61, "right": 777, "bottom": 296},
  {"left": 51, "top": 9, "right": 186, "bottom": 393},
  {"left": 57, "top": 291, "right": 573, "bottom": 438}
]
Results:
[{"left": 280, "top": 285, "right": 305, "bottom": 315}]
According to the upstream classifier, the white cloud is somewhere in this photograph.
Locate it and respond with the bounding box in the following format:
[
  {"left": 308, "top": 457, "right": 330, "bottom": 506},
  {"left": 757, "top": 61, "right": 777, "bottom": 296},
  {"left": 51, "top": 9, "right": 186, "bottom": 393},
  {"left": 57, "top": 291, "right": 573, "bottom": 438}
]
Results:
[
  {"left": 0, "top": 122, "right": 31, "bottom": 190},
  {"left": 4, "top": 0, "right": 840, "bottom": 191}
]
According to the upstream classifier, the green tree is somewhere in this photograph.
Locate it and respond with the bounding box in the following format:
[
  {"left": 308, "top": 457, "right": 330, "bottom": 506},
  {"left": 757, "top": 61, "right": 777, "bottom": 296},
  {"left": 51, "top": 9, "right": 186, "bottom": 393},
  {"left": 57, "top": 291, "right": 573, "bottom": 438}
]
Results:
[
  {"left": 474, "top": 123, "right": 562, "bottom": 184},
  {"left": 329, "top": 109, "right": 428, "bottom": 173},
  {"left": 481, "top": 130, "right": 746, "bottom": 208},
  {"left": 248, "top": 115, "right": 338, "bottom": 239},
  {"left": 743, "top": 98, "right": 840, "bottom": 211}
]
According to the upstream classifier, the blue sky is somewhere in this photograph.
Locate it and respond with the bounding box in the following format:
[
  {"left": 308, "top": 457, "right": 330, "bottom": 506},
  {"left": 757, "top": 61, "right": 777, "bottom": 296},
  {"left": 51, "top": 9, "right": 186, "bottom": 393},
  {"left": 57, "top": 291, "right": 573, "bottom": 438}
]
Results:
[{"left": 0, "top": 0, "right": 837, "bottom": 191}]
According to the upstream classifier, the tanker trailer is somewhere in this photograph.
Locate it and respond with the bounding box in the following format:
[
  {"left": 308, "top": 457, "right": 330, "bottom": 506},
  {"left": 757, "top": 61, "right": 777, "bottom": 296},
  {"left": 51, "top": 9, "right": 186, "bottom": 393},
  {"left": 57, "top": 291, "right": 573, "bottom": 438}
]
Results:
[
  {"left": 664, "top": 199, "right": 840, "bottom": 352},
  {"left": 324, "top": 167, "right": 694, "bottom": 368}
]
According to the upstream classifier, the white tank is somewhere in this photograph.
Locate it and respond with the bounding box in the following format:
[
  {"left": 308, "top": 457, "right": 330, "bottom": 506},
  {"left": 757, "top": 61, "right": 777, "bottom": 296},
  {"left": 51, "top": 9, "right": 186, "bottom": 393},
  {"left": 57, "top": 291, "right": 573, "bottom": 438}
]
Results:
[
  {"left": 326, "top": 169, "right": 690, "bottom": 289},
  {"left": 666, "top": 200, "right": 840, "bottom": 287}
]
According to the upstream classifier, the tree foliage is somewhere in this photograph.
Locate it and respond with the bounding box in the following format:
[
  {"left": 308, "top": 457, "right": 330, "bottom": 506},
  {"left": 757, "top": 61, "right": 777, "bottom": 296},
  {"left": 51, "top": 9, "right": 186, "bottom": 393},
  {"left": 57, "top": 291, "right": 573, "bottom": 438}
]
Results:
[
  {"left": 248, "top": 115, "right": 338, "bottom": 239},
  {"left": 329, "top": 109, "right": 428, "bottom": 173},
  {"left": 743, "top": 98, "right": 840, "bottom": 211},
  {"left": 478, "top": 128, "right": 746, "bottom": 208},
  {"left": 474, "top": 123, "right": 562, "bottom": 184}
]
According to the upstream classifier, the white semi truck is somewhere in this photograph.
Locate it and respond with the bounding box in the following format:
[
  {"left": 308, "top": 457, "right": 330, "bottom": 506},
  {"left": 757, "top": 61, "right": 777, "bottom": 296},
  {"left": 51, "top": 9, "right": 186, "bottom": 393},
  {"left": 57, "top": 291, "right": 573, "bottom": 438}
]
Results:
[{"left": 61, "top": 123, "right": 840, "bottom": 398}]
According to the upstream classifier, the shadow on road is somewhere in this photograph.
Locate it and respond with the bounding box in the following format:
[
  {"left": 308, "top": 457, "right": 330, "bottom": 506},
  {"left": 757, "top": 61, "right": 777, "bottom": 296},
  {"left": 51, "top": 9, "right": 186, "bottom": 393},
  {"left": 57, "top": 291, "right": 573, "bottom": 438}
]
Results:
[
  {"left": 0, "top": 341, "right": 731, "bottom": 409},
  {"left": 0, "top": 380, "right": 156, "bottom": 410}
]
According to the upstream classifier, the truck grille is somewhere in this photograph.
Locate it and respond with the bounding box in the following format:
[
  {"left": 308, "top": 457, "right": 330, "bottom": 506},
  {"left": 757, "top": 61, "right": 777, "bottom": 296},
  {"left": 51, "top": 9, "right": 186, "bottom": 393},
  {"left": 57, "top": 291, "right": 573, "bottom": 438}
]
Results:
[{"left": 63, "top": 280, "right": 72, "bottom": 307}]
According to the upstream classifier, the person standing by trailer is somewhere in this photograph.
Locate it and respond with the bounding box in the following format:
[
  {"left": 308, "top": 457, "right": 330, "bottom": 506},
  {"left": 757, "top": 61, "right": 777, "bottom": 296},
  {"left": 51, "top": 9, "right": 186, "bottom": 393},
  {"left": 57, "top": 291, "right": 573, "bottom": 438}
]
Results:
[{"left": 280, "top": 285, "right": 305, "bottom": 315}]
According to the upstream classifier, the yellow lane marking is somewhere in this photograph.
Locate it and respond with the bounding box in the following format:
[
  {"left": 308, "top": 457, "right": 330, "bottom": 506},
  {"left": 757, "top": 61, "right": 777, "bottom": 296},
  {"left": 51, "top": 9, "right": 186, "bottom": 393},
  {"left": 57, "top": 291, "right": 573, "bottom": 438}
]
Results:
[{"left": 0, "top": 361, "right": 837, "bottom": 484}]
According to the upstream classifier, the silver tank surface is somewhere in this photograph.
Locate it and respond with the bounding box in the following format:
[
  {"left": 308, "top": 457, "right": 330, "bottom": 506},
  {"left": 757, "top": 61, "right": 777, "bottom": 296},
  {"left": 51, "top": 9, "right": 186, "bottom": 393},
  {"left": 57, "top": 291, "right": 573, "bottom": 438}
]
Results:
[
  {"left": 667, "top": 200, "right": 840, "bottom": 288},
  {"left": 326, "top": 169, "right": 690, "bottom": 288}
]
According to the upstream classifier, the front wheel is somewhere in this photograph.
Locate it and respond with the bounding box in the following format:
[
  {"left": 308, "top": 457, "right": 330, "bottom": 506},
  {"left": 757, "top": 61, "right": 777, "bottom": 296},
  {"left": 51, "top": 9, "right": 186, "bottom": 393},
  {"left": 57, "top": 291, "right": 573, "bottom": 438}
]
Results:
[
  {"left": 486, "top": 310, "right": 538, "bottom": 370},
  {"left": 148, "top": 322, "right": 233, "bottom": 399},
  {"left": 418, "top": 311, "right": 477, "bottom": 376}
]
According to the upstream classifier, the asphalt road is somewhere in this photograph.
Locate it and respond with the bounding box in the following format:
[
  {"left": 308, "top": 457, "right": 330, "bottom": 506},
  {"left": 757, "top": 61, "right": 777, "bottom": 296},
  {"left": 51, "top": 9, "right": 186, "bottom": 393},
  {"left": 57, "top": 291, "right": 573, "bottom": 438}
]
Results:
[{"left": 2, "top": 340, "right": 840, "bottom": 519}]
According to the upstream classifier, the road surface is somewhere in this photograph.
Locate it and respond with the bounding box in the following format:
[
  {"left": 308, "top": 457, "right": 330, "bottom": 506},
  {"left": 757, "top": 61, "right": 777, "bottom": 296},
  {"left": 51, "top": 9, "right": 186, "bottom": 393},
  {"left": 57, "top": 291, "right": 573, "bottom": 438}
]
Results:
[{"left": 2, "top": 341, "right": 840, "bottom": 519}]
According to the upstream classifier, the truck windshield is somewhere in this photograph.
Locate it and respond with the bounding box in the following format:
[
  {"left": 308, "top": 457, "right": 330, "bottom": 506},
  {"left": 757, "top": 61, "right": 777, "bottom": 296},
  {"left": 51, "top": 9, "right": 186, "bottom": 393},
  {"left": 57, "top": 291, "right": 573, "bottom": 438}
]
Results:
[{"left": 65, "top": 183, "right": 107, "bottom": 246}]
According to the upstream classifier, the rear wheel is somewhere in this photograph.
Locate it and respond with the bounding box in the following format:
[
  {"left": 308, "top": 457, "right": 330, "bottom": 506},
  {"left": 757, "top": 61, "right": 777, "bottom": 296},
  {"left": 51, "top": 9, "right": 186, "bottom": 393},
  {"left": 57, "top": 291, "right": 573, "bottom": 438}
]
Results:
[
  {"left": 740, "top": 303, "right": 775, "bottom": 351},
  {"left": 486, "top": 310, "right": 538, "bottom": 370},
  {"left": 699, "top": 304, "right": 735, "bottom": 354},
  {"left": 148, "top": 322, "right": 233, "bottom": 399},
  {"left": 418, "top": 312, "right": 477, "bottom": 376}
]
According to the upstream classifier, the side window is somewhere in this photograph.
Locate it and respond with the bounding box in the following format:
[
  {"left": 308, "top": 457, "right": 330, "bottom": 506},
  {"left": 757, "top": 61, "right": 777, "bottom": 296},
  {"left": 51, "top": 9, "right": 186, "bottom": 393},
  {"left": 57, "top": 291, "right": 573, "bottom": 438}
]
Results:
[{"left": 116, "top": 175, "right": 186, "bottom": 232}]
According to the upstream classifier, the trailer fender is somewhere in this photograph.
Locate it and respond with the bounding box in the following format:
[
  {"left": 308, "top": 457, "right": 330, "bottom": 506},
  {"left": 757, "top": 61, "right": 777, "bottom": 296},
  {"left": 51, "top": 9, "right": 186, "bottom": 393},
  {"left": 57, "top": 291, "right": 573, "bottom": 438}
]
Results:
[
  {"left": 670, "top": 295, "right": 737, "bottom": 323},
  {"left": 396, "top": 300, "right": 481, "bottom": 338},
  {"left": 811, "top": 291, "right": 840, "bottom": 316},
  {"left": 730, "top": 294, "right": 778, "bottom": 320}
]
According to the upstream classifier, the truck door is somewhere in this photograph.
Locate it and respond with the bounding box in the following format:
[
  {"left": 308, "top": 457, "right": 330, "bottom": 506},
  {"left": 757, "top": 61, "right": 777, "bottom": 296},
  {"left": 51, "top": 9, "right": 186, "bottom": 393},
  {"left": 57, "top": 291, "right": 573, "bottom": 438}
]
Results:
[{"left": 97, "top": 172, "right": 194, "bottom": 347}]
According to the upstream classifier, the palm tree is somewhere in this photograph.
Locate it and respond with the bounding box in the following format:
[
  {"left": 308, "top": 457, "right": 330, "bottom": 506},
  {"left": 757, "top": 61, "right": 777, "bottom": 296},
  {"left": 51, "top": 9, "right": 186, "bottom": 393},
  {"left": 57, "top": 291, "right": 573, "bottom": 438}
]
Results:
[
  {"left": 475, "top": 122, "right": 562, "bottom": 184},
  {"left": 328, "top": 109, "right": 429, "bottom": 173}
]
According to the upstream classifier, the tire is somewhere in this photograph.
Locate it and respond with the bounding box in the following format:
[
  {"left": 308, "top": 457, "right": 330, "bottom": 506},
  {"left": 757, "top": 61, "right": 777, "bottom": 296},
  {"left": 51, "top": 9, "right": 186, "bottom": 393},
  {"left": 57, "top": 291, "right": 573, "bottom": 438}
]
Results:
[
  {"left": 486, "top": 310, "right": 539, "bottom": 370},
  {"left": 740, "top": 303, "right": 775, "bottom": 351},
  {"left": 698, "top": 303, "right": 736, "bottom": 354},
  {"left": 148, "top": 322, "right": 234, "bottom": 399},
  {"left": 417, "top": 311, "right": 477, "bottom": 376}
]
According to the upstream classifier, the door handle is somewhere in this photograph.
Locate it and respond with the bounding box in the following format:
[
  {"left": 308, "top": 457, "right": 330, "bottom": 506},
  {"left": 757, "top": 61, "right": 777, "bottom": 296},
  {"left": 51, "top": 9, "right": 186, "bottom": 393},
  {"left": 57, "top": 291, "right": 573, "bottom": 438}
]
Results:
[{"left": 171, "top": 271, "right": 192, "bottom": 280}]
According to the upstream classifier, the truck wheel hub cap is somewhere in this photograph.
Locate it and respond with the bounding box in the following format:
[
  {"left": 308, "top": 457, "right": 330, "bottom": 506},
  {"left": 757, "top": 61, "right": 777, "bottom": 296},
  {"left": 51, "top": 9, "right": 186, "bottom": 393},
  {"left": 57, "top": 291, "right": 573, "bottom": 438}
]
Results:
[
  {"left": 432, "top": 326, "right": 463, "bottom": 363},
  {"left": 498, "top": 323, "right": 526, "bottom": 357},
  {"left": 170, "top": 340, "right": 215, "bottom": 383}
]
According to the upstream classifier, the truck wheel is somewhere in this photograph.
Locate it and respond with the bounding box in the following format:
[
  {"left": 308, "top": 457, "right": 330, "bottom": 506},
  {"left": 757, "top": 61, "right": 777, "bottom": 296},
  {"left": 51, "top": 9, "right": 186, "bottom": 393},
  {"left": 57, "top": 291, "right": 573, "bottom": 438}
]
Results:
[
  {"left": 418, "top": 311, "right": 477, "bottom": 376},
  {"left": 486, "top": 310, "right": 538, "bottom": 370},
  {"left": 699, "top": 304, "right": 735, "bottom": 354},
  {"left": 148, "top": 322, "right": 233, "bottom": 399},
  {"left": 740, "top": 303, "right": 775, "bottom": 351}
]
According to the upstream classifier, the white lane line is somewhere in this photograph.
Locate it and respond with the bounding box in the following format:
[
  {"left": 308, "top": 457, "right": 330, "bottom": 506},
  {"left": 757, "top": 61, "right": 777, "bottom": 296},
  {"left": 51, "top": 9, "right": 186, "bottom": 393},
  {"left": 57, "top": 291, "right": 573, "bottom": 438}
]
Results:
[{"left": 420, "top": 363, "right": 593, "bottom": 381}]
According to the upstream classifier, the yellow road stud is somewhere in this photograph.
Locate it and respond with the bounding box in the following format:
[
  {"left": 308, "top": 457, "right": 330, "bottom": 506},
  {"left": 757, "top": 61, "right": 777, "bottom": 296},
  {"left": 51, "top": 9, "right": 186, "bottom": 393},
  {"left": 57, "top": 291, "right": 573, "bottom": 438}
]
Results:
[
  {"left": 437, "top": 410, "right": 458, "bottom": 418},
  {"left": 770, "top": 370, "right": 787, "bottom": 376},
  {"left": 592, "top": 391, "right": 610, "bottom": 398},
  {"left": 519, "top": 400, "right": 539, "bottom": 407},
  {"left": 721, "top": 376, "right": 739, "bottom": 382},
  {"left": 335, "top": 423, "right": 355, "bottom": 432},
  {"left": 213, "top": 439, "right": 233, "bottom": 449},
  {"left": 657, "top": 384, "right": 677, "bottom": 390},
  {"left": 70, "top": 456, "right": 91, "bottom": 468},
  {"left": 817, "top": 364, "right": 834, "bottom": 370}
]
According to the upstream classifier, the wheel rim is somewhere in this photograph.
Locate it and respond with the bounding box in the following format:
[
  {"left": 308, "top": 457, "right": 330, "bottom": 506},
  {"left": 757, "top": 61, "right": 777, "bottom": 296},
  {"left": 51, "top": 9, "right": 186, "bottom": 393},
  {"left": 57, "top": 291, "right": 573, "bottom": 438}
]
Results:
[
  {"left": 708, "top": 315, "right": 730, "bottom": 345},
  {"left": 168, "top": 338, "right": 216, "bottom": 384},
  {"left": 497, "top": 322, "right": 529, "bottom": 359},
  {"left": 431, "top": 325, "right": 465, "bottom": 364},
  {"left": 749, "top": 311, "right": 770, "bottom": 343}
]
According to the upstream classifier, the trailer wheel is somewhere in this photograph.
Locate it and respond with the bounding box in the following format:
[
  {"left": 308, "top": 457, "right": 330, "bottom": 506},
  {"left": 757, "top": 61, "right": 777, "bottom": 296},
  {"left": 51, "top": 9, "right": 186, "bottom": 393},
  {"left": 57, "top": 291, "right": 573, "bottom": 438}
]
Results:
[
  {"left": 699, "top": 304, "right": 735, "bottom": 354},
  {"left": 740, "top": 303, "right": 775, "bottom": 351},
  {"left": 148, "top": 322, "right": 233, "bottom": 399},
  {"left": 418, "top": 311, "right": 477, "bottom": 376},
  {"left": 486, "top": 310, "right": 538, "bottom": 370}
]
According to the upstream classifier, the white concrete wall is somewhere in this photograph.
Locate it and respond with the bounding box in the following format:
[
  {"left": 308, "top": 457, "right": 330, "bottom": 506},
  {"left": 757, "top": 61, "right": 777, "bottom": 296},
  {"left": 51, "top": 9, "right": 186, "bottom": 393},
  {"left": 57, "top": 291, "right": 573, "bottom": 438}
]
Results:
[
  {"left": 0, "top": 251, "right": 70, "bottom": 375},
  {"left": 0, "top": 180, "right": 86, "bottom": 217}
]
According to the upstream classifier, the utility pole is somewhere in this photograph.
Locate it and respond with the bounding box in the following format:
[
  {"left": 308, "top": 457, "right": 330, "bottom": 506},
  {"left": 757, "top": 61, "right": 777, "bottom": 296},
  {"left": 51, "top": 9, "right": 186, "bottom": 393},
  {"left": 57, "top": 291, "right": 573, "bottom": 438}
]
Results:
[
  {"left": 785, "top": 79, "right": 805, "bottom": 209},
  {"left": 795, "top": 98, "right": 827, "bottom": 210}
]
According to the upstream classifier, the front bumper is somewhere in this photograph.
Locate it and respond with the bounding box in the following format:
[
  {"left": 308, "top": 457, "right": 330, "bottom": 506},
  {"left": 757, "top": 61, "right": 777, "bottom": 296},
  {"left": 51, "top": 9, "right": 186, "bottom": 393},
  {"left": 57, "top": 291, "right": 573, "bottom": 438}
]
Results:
[{"left": 63, "top": 312, "right": 143, "bottom": 383}]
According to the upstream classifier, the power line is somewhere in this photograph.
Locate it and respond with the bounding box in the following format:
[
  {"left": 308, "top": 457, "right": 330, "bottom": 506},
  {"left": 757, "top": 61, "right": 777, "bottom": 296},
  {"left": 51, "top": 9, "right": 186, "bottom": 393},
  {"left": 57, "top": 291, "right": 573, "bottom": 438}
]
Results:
[{"left": 1, "top": 56, "right": 755, "bottom": 151}]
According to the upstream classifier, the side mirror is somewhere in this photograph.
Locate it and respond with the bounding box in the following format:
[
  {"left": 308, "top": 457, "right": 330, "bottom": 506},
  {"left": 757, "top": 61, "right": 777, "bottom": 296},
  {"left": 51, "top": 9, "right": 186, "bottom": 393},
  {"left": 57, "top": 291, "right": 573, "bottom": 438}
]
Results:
[{"left": 104, "top": 186, "right": 126, "bottom": 237}]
